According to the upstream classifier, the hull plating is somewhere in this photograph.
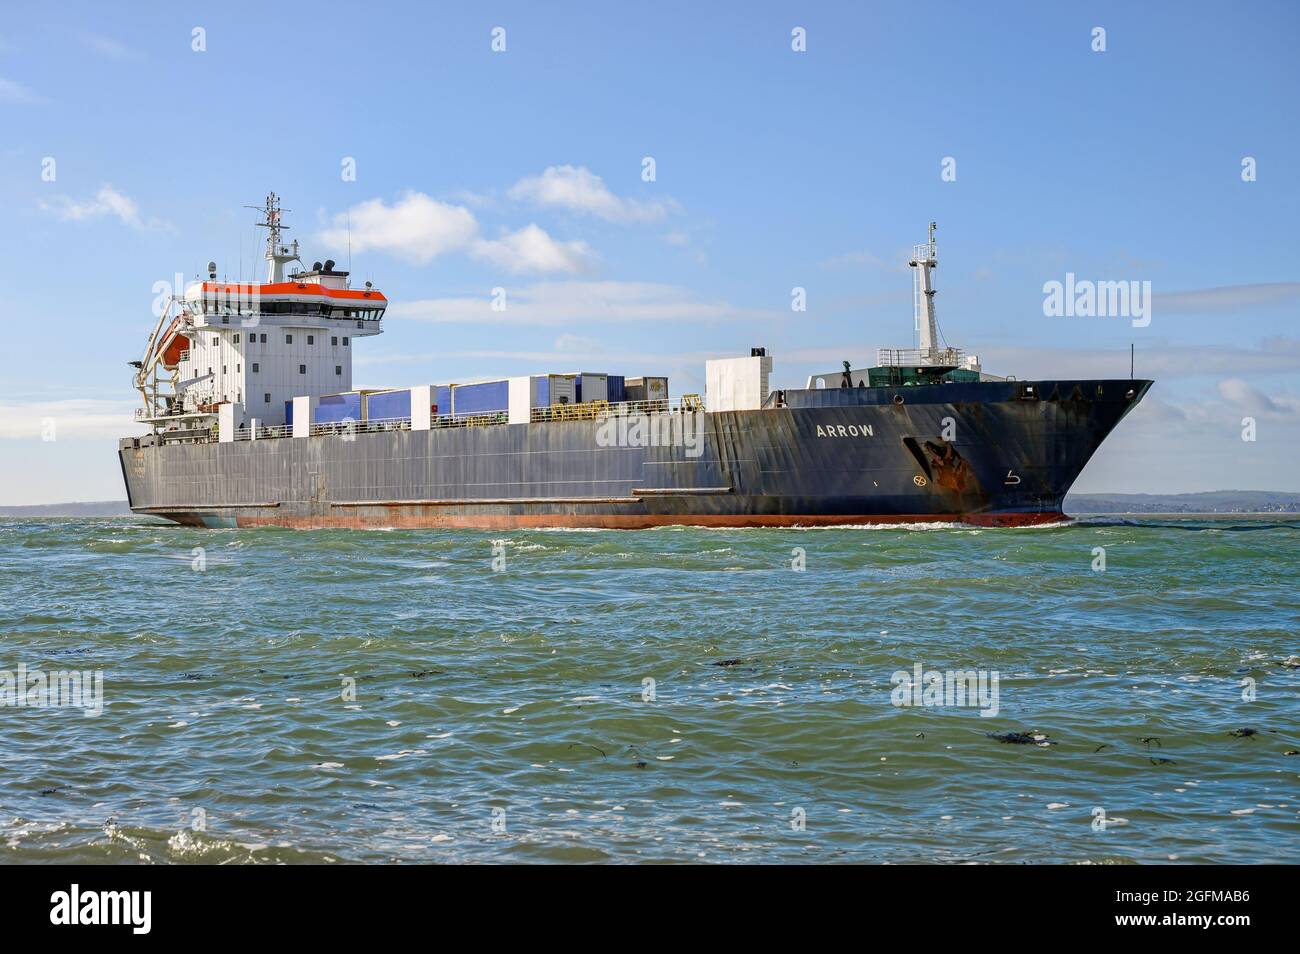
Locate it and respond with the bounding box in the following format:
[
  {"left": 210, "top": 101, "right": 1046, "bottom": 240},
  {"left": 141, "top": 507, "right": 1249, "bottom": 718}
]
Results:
[{"left": 119, "top": 379, "right": 1151, "bottom": 529}]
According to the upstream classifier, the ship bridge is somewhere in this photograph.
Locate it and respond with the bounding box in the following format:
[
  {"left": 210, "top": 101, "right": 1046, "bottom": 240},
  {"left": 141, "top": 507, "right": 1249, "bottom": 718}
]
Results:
[{"left": 133, "top": 193, "right": 385, "bottom": 436}]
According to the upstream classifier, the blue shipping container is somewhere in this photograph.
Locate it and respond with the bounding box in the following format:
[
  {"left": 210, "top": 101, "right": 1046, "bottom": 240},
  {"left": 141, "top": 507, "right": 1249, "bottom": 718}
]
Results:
[
  {"left": 607, "top": 375, "right": 625, "bottom": 403},
  {"left": 366, "top": 389, "right": 409, "bottom": 421},
  {"left": 452, "top": 380, "right": 509, "bottom": 414},
  {"left": 285, "top": 400, "right": 293, "bottom": 426},
  {"left": 433, "top": 385, "right": 451, "bottom": 416},
  {"left": 316, "top": 392, "right": 363, "bottom": 424}
]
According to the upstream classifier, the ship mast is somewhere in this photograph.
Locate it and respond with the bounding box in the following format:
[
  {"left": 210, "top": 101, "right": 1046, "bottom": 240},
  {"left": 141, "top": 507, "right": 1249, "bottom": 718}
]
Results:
[
  {"left": 248, "top": 192, "right": 300, "bottom": 283},
  {"left": 910, "top": 221, "right": 940, "bottom": 363}
]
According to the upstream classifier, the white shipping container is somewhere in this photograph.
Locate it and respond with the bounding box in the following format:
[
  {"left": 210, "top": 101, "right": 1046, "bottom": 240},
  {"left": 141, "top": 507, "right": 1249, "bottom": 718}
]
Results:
[{"left": 705, "top": 355, "right": 772, "bottom": 412}]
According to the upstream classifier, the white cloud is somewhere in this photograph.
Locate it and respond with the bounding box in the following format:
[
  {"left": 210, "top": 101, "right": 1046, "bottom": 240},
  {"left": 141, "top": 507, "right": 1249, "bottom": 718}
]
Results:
[
  {"left": 472, "top": 224, "right": 594, "bottom": 274},
  {"left": 1154, "top": 282, "right": 1300, "bottom": 313},
  {"left": 0, "top": 77, "right": 42, "bottom": 104},
  {"left": 0, "top": 398, "right": 138, "bottom": 440},
  {"left": 1217, "top": 378, "right": 1300, "bottom": 418},
  {"left": 972, "top": 338, "right": 1300, "bottom": 381},
  {"left": 319, "top": 192, "right": 478, "bottom": 265},
  {"left": 40, "top": 185, "right": 166, "bottom": 230},
  {"left": 508, "top": 165, "right": 669, "bottom": 224},
  {"left": 80, "top": 33, "right": 136, "bottom": 60},
  {"left": 391, "top": 280, "right": 769, "bottom": 325},
  {"left": 319, "top": 193, "right": 590, "bottom": 274}
]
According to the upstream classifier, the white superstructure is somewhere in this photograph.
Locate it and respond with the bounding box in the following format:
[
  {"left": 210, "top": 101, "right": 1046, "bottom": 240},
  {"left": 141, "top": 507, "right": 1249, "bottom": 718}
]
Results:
[{"left": 132, "top": 195, "right": 386, "bottom": 437}]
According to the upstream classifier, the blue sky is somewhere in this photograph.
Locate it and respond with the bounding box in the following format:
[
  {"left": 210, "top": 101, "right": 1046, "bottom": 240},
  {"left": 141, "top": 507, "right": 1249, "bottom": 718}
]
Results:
[{"left": 1, "top": 0, "right": 1297, "bottom": 503}]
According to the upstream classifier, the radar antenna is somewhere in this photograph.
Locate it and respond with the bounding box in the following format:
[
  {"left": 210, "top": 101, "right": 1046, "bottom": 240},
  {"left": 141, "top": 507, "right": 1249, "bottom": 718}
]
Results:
[{"left": 246, "top": 192, "right": 300, "bottom": 283}]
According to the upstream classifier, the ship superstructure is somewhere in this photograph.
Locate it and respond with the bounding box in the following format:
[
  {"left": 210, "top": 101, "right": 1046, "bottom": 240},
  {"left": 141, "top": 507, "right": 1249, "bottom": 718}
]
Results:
[
  {"left": 132, "top": 193, "right": 385, "bottom": 442},
  {"left": 120, "top": 201, "right": 1151, "bottom": 529}
]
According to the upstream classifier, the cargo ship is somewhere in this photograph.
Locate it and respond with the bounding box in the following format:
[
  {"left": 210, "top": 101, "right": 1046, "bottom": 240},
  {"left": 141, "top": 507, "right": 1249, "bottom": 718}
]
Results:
[{"left": 118, "top": 199, "right": 1151, "bottom": 528}]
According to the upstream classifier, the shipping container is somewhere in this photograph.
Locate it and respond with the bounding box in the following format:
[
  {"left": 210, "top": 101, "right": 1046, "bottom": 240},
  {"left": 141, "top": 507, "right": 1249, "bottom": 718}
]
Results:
[
  {"left": 433, "top": 385, "right": 451, "bottom": 417},
  {"left": 451, "top": 380, "right": 510, "bottom": 415},
  {"left": 545, "top": 373, "right": 577, "bottom": 406},
  {"left": 625, "top": 376, "right": 669, "bottom": 402},
  {"left": 366, "top": 388, "right": 410, "bottom": 421},
  {"left": 607, "top": 374, "right": 626, "bottom": 403},
  {"left": 520, "top": 374, "right": 578, "bottom": 407},
  {"left": 574, "top": 372, "right": 608, "bottom": 403},
  {"left": 316, "top": 391, "right": 364, "bottom": 424}
]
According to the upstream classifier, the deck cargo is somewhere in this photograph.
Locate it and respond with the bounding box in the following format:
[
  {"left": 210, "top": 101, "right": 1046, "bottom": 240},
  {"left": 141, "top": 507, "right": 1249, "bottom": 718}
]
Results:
[
  {"left": 450, "top": 380, "right": 509, "bottom": 415},
  {"left": 625, "top": 376, "right": 668, "bottom": 402},
  {"left": 366, "top": 388, "right": 411, "bottom": 421},
  {"left": 574, "top": 373, "right": 609, "bottom": 403}
]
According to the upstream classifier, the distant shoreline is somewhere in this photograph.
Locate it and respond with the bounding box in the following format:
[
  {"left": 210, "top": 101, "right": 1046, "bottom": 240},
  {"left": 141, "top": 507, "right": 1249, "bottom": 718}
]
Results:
[{"left": 1071, "top": 511, "right": 1299, "bottom": 519}]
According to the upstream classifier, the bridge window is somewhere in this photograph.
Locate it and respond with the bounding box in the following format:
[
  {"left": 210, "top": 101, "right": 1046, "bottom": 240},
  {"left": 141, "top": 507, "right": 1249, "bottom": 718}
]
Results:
[
  {"left": 335, "top": 365, "right": 342, "bottom": 375},
  {"left": 252, "top": 363, "right": 259, "bottom": 373},
  {"left": 299, "top": 364, "right": 306, "bottom": 374},
  {"left": 285, "top": 334, "right": 292, "bottom": 344}
]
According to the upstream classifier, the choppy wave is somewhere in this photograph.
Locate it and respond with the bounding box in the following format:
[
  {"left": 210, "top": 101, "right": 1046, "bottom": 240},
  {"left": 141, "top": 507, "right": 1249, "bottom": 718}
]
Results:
[{"left": 0, "top": 515, "right": 1297, "bottom": 864}]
